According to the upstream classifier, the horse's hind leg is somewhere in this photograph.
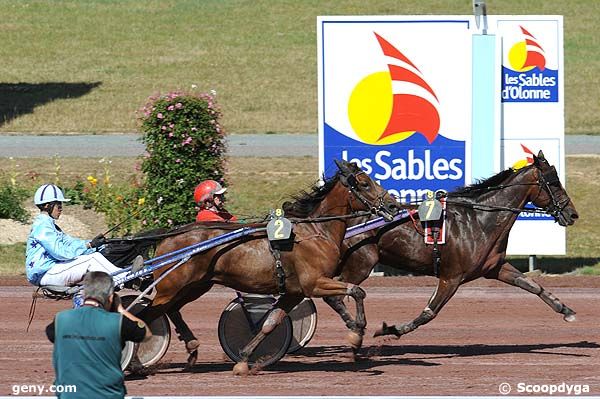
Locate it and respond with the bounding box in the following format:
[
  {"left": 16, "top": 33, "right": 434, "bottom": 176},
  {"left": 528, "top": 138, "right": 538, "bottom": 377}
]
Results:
[
  {"left": 166, "top": 282, "right": 215, "bottom": 368},
  {"left": 375, "top": 275, "right": 461, "bottom": 339},
  {"left": 233, "top": 295, "right": 303, "bottom": 376},
  {"left": 167, "top": 310, "right": 201, "bottom": 368},
  {"left": 491, "top": 261, "right": 576, "bottom": 321}
]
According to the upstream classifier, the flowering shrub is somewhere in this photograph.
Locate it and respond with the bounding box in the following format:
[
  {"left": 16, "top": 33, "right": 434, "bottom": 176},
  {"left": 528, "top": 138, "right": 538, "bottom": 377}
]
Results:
[{"left": 139, "top": 90, "right": 226, "bottom": 228}]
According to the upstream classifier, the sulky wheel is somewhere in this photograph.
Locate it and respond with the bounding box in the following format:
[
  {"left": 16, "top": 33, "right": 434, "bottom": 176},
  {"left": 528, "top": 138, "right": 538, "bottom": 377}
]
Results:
[
  {"left": 287, "top": 297, "right": 318, "bottom": 353},
  {"left": 120, "top": 294, "right": 171, "bottom": 369},
  {"left": 218, "top": 294, "right": 292, "bottom": 367}
]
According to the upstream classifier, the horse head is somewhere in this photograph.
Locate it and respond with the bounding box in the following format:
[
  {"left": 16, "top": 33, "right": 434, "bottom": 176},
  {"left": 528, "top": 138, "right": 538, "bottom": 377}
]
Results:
[
  {"left": 334, "top": 159, "right": 399, "bottom": 221},
  {"left": 529, "top": 151, "right": 578, "bottom": 226}
]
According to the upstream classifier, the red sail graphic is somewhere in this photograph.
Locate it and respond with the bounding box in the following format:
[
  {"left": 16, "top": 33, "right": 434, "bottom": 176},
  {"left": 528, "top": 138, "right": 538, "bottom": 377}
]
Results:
[
  {"left": 520, "top": 26, "right": 546, "bottom": 71},
  {"left": 374, "top": 33, "right": 440, "bottom": 144}
]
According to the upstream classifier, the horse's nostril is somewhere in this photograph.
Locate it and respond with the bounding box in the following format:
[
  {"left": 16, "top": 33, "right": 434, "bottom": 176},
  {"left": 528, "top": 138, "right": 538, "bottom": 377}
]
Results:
[{"left": 571, "top": 213, "right": 579, "bottom": 219}]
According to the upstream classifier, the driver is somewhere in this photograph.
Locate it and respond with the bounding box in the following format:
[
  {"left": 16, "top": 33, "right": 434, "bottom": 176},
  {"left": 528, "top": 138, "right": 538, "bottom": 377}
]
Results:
[
  {"left": 25, "top": 184, "right": 142, "bottom": 287},
  {"left": 194, "top": 180, "right": 237, "bottom": 222}
]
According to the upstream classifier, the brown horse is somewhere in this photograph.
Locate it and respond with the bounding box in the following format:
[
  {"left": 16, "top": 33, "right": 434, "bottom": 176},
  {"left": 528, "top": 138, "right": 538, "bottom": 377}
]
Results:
[
  {"left": 138, "top": 160, "right": 398, "bottom": 374},
  {"left": 325, "top": 151, "right": 579, "bottom": 340}
]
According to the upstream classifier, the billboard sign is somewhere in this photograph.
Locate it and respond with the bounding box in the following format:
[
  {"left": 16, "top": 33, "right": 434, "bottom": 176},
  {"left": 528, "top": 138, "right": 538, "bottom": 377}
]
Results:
[
  {"left": 318, "top": 15, "right": 565, "bottom": 255},
  {"left": 318, "top": 17, "right": 472, "bottom": 203}
]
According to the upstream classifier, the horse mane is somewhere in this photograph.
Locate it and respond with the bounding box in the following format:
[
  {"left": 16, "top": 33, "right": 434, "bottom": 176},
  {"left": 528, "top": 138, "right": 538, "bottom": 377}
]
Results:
[
  {"left": 449, "top": 165, "right": 532, "bottom": 198},
  {"left": 283, "top": 173, "right": 341, "bottom": 218}
]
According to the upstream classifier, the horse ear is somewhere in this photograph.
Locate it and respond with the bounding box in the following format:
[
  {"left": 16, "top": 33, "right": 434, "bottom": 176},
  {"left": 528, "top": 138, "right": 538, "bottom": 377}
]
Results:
[
  {"left": 334, "top": 159, "right": 349, "bottom": 174},
  {"left": 537, "top": 150, "right": 546, "bottom": 161}
]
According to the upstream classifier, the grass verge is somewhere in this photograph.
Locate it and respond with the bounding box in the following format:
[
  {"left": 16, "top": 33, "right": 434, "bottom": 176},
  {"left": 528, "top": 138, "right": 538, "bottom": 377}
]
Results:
[{"left": 1, "top": 0, "right": 598, "bottom": 134}]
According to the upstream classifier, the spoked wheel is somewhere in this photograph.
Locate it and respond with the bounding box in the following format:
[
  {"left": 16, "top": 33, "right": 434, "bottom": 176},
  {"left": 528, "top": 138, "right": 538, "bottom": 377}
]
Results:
[
  {"left": 287, "top": 298, "right": 318, "bottom": 353},
  {"left": 218, "top": 294, "right": 293, "bottom": 367},
  {"left": 120, "top": 294, "right": 171, "bottom": 369}
]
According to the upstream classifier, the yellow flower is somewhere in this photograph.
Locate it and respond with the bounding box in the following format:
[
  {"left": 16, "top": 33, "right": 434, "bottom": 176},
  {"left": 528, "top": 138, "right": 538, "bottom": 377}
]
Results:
[
  {"left": 116, "top": 195, "right": 124, "bottom": 202},
  {"left": 138, "top": 197, "right": 146, "bottom": 206},
  {"left": 87, "top": 175, "right": 98, "bottom": 186}
]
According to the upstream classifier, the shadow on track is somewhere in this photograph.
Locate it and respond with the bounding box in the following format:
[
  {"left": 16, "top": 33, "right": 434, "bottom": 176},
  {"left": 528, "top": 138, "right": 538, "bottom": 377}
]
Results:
[{"left": 130, "top": 341, "right": 598, "bottom": 378}]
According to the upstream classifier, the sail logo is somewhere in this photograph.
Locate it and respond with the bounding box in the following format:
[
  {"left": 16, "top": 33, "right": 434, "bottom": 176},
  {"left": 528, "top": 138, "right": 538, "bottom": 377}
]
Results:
[
  {"left": 323, "top": 32, "right": 466, "bottom": 203},
  {"left": 502, "top": 26, "right": 558, "bottom": 102},
  {"left": 348, "top": 33, "right": 440, "bottom": 146}
]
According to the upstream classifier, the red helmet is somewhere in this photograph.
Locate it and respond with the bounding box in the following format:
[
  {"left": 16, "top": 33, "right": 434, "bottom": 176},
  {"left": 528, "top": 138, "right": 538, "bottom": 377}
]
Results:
[{"left": 194, "top": 180, "right": 226, "bottom": 204}]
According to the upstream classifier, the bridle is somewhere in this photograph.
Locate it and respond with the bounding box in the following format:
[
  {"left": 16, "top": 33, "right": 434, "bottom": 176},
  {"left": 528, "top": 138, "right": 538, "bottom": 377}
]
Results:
[
  {"left": 446, "top": 163, "right": 570, "bottom": 222},
  {"left": 338, "top": 168, "right": 394, "bottom": 220},
  {"left": 533, "top": 164, "right": 571, "bottom": 221}
]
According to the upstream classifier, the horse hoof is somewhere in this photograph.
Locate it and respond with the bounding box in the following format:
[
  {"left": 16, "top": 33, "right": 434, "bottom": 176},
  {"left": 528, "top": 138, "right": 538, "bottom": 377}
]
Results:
[
  {"left": 186, "top": 339, "right": 200, "bottom": 353},
  {"left": 128, "top": 358, "right": 144, "bottom": 374},
  {"left": 373, "top": 322, "right": 401, "bottom": 338},
  {"left": 373, "top": 322, "right": 389, "bottom": 338},
  {"left": 564, "top": 313, "right": 576, "bottom": 322},
  {"left": 185, "top": 350, "right": 198, "bottom": 369},
  {"left": 347, "top": 331, "right": 363, "bottom": 350},
  {"left": 233, "top": 362, "right": 250, "bottom": 376}
]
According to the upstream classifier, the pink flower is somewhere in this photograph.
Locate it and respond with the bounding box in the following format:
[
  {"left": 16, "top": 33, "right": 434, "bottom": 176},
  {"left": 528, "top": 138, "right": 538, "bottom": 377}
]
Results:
[
  {"left": 175, "top": 102, "right": 183, "bottom": 109},
  {"left": 175, "top": 159, "right": 181, "bottom": 163},
  {"left": 169, "top": 123, "right": 174, "bottom": 128},
  {"left": 168, "top": 132, "right": 174, "bottom": 137},
  {"left": 161, "top": 125, "right": 167, "bottom": 131},
  {"left": 167, "top": 105, "right": 175, "bottom": 111},
  {"left": 157, "top": 113, "right": 164, "bottom": 119}
]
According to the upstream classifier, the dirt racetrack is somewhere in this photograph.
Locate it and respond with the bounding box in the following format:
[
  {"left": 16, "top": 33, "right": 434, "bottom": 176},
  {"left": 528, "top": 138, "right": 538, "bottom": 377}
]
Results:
[{"left": 1, "top": 275, "right": 599, "bottom": 397}]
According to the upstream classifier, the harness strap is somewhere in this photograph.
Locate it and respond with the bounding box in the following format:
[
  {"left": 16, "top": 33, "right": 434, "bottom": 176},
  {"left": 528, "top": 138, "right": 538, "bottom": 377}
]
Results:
[
  {"left": 431, "top": 229, "right": 441, "bottom": 277},
  {"left": 26, "top": 289, "right": 40, "bottom": 332},
  {"left": 270, "top": 248, "right": 286, "bottom": 296}
]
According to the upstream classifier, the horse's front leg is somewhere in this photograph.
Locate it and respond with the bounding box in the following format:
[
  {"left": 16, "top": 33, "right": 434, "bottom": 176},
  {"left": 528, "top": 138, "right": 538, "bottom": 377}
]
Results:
[
  {"left": 322, "top": 275, "right": 366, "bottom": 337},
  {"left": 233, "top": 295, "right": 303, "bottom": 376},
  {"left": 491, "top": 261, "right": 576, "bottom": 321},
  {"left": 312, "top": 278, "right": 367, "bottom": 356},
  {"left": 323, "top": 293, "right": 358, "bottom": 333},
  {"left": 374, "top": 275, "right": 461, "bottom": 338}
]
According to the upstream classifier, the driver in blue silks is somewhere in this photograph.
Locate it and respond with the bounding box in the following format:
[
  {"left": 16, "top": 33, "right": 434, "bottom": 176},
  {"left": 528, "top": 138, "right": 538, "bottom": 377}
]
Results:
[{"left": 25, "top": 184, "right": 138, "bottom": 287}]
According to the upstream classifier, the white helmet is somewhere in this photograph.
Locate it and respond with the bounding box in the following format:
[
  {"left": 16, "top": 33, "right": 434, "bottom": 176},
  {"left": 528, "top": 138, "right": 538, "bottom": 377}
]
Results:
[{"left": 34, "top": 184, "right": 71, "bottom": 205}]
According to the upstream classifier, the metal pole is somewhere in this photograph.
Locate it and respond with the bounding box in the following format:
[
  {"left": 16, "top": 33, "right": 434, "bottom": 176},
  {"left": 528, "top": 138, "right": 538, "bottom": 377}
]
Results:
[{"left": 528, "top": 255, "right": 537, "bottom": 272}]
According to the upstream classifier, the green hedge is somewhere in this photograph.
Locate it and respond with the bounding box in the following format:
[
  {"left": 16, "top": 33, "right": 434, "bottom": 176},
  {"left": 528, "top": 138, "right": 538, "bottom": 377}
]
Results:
[{"left": 139, "top": 91, "right": 226, "bottom": 228}]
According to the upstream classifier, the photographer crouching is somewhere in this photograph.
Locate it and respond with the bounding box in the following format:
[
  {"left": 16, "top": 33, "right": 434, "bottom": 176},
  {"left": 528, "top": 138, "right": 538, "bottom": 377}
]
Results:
[{"left": 46, "top": 271, "right": 151, "bottom": 399}]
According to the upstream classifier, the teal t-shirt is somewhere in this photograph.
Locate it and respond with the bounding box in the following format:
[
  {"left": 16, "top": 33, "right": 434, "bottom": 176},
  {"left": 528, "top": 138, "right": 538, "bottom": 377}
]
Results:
[{"left": 53, "top": 306, "right": 125, "bottom": 399}]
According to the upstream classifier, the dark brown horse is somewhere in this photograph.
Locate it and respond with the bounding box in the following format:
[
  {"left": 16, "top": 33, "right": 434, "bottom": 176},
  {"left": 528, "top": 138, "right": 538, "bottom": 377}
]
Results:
[
  {"left": 325, "top": 151, "right": 579, "bottom": 340},
  {"left": 139, "top": 160, "right": 398, "bottom": 374}
]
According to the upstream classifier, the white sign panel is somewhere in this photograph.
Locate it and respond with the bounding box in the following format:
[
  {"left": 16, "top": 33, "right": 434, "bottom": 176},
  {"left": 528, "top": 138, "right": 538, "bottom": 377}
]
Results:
[
  {"left": 318, "top": 16, "right": 473, "bottom": 203},
  {"left": 493, "top": 16, "right": 565, "bottom": 255}
]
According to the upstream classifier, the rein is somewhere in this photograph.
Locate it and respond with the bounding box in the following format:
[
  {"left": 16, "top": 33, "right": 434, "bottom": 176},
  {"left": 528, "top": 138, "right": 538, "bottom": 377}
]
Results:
[
  {"left": 290, "top": 210, "right": 372, "bottom": 224},
  {"left": 443, "top": 167, "right": 566, "bottom": 218}
]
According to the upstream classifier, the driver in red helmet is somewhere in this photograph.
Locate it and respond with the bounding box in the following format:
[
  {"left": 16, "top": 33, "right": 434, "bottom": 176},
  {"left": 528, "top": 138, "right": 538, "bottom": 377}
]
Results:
[{"left": 194, "top": 180, "right": 238, "bottom": 223}]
